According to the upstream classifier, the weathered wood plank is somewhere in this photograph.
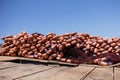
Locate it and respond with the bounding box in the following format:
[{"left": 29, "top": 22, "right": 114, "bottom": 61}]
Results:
[
  {"left": 114, "top": 67, "right": 120, "bottom": 80},
  {"left": 20, "top": 57, "right": 78, "bottom": 66},
  {"left": 17, "top": 66, "right": 95, "bottom": 80},
  {"left": 0, "top": 56, "right": 20, "bottom": 61},
  {"left": 0, "top": 62, "right": 19, "bottom": 70},
  {"left": 0, "top": 56, "right": 78, "bottom": 66},
  {"left": 45, "top": 66, "right": 95, "bottom": 80},
  {"left": 15, "top": 66, "right": 71, "bottom": 80},
  {"left": 84, "top": 67, "right": 113, "bottom": 80},
  {"left": 0, "top": 63, "right": 54, "bottom": 80}
]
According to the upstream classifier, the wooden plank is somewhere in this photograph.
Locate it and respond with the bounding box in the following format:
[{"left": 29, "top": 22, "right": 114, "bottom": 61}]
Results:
[
  {"left": 20, "top": 57, "right": 48, "bottom": 64},
  {"left": 109, "top": 63, "right": 120, "bottom": 67},
  {"left": 15, "top": 66, "right": 71, "bottom": 80},
  {"left": 20, "top": 57, "right": 78, "bottom": 66},
  {"left": 0, "top": 63, "right": 55, "bottom": 80},
  {"left": 17, "top": 66, "right": 95, "bottom": 80},
  {"left": 79, "top": 64, "right": 98, "bottom": 67},
  {"left": 17, "top": 66, "right": 94, "bottom": 80},
  {"left": 0, "top": 56, "right": 78, "bottom": 66},
  {"left": 58, "top": 61, "right": 79, "bottom": 67},
  {"left": 84, "top": 67, "right": 113, "bottom": 80},
  {"left": 46, "top": 66, "right": 95, "bottom": 80},
  {"left": 114, "top": 67, "right": 120, "bottom": 80},
  {"left": 0, "top": 56, "right": 20, "bottom": 61},
  {"left": 0, "top": 62, "right": 19, "bottom": 70}
]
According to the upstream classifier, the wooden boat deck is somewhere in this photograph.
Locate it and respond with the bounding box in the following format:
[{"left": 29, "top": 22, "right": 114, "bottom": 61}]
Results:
[{"left": 0, "top": 56, "right": 120, "bottom": 80}]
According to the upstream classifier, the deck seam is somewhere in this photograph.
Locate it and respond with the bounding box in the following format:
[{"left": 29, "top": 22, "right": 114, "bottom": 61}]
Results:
[
  {"left": 0, "top": 66, "right": 17, "bottom": 70},
  {"left": 79, "top": 67, "right": 96, "bottom": 80},
  {"left": 113, "top": 67, "right": 114, "bottom": 80}
]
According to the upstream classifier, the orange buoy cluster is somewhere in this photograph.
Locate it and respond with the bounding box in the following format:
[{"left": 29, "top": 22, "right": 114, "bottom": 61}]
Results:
[{"left": 0, "top": 32, "right": 120, "bottom": 65}]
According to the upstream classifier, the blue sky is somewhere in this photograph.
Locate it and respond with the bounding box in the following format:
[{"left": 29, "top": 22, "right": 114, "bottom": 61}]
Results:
[{"left": 0, "top": 0, "right": 120, "bottom": 43}]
